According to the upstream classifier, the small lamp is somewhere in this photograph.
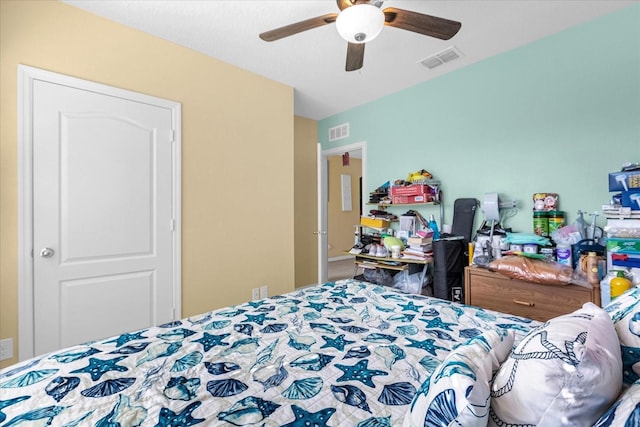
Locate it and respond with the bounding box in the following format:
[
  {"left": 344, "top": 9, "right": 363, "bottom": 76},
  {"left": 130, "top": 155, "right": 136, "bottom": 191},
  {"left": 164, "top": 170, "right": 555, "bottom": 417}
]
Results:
[{"left": 336, "top": 4, "right": 385, "bottom": 44}]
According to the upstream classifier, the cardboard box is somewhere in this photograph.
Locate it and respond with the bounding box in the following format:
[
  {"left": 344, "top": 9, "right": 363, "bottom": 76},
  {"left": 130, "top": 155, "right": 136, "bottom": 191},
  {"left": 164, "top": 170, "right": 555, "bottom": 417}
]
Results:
[
  {"left": 390, "top": 184, "right": 436, "bottom": 197},
  {"left": 392, "top": 194, "right": 434, "bottom": 204},
  {"left": 360, "top": 216, "right": 390, "bottom": 229},
  {"left": 609, "top": 170, "right": 640, "bottom": 192},
  {"left": 621, "top": 191, "right": 640, "bottom": 209}
]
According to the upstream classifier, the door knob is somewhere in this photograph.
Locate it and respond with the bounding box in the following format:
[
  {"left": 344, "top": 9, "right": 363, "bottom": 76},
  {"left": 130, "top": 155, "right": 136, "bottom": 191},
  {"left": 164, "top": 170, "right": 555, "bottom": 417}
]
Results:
[{"left": 40, "top": 248, "right": 54, "bottom": 258}]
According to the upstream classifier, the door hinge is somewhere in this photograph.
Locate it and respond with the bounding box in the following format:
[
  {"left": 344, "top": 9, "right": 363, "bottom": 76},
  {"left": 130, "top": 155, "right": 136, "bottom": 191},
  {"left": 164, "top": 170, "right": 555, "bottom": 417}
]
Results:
[
  {"left": 170, "top": 129, "right": 176, "bottom": 143},
  {"left": 170, "top": 219, "right": 175, "bottom": 231}
]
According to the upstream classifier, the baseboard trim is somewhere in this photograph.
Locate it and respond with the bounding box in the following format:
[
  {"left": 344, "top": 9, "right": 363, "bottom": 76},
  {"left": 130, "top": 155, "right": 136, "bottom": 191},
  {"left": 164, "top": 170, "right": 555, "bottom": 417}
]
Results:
[{"left": 329, "top": 255, "right": 353, "bottom": 262}]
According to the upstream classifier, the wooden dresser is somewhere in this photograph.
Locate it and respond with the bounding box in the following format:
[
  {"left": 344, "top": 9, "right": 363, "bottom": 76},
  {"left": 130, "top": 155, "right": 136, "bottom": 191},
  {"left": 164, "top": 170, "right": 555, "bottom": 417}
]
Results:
[{"left": 464, "top": 266, "right": 599, "bottom": 322}]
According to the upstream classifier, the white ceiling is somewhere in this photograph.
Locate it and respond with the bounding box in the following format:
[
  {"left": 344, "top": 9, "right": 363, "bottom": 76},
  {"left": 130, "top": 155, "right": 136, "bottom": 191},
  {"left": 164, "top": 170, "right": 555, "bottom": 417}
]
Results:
[{"left": 62, "top": 0, "right": 638, "bottom": 120}]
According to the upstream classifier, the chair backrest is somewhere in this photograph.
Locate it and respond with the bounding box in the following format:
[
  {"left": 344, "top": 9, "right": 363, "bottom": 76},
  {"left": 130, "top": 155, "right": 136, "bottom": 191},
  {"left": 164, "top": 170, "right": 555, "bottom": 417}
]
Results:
[{"left": 450, "top": 198, "right": 478, "bottom": 244}]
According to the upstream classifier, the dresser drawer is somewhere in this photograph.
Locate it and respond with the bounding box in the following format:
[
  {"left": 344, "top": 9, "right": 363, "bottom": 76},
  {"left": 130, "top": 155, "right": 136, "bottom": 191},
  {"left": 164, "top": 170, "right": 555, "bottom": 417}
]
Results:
[{"left": 465, "top": 267, "right": 596, "bottom": 322}]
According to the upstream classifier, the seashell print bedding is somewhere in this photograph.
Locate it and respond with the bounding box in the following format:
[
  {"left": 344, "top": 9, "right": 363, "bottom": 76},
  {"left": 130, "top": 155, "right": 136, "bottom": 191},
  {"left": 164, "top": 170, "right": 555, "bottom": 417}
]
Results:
[{"left": 0, "top": 279, "right": 537, "bottom": 426}]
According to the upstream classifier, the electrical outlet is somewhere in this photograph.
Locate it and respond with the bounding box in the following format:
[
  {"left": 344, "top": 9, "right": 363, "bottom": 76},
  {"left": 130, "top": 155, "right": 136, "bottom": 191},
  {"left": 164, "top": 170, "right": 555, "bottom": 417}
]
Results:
[
  {"left": 251, "top": 288, "right": 260, "bottom": 300},
  {"left": 0, "top": 338, "right": 13, "bottom": 361},
  {"left": 260, "top": 285, "right": 268, "bottom": 299}
]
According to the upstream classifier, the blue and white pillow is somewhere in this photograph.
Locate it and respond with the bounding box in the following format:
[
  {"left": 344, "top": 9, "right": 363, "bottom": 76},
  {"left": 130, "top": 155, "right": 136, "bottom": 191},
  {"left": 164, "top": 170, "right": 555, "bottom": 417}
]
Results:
[
  {"left": 490, "top": 302, "right": 623, "bottom": 426},
  {"left": 403, "top": 328, "right": 515, "bottom": 427},
  {"left": 604, "top": 286, "right": 640, "bottom": 385},
  {"left": 593, "top": 379, "right": 640, "bottom": 427}
]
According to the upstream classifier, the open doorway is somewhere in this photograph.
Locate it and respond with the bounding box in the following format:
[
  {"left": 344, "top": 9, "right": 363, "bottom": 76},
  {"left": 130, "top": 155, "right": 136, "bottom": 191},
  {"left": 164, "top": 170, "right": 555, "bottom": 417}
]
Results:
[{"left": 317, "top": 142, "right": 366, "bottom": 284}]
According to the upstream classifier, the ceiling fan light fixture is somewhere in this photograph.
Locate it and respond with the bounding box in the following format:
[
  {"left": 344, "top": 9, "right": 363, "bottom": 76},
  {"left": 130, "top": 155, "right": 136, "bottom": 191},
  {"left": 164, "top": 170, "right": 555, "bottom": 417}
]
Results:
[{"left": 336, "top": 4, "right": 385, "bottom": 44}]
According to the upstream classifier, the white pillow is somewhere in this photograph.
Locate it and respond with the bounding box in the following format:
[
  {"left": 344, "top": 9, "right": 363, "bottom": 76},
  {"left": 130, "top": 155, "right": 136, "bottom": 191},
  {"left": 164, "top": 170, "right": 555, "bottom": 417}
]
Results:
[
  {"left": 404, "top": 328, "right": 515, "bottom": 427},
  {"left": 604, "top": 286, "right": 640, "bottom": 385},
  {"left": 490, "top": 302, "right": 623, "bottom": 427},
  {"left": 593, "top": 379, "right": 640, "bottom": 426}
]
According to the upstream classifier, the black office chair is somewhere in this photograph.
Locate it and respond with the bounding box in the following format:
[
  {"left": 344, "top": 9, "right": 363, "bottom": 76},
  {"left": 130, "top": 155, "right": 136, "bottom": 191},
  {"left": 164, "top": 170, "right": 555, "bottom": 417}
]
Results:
[
  {"left": 450, "top": 198, "right": 479, "bottom": 245},
  {"left": 433, "top": 198, "right": 478, "bottom": 302}
]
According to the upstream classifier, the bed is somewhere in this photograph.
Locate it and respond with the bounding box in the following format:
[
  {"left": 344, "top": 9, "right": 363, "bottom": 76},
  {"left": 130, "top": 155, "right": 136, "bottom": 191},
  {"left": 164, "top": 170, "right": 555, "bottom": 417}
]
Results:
[{"left": 1, "top": 278, "right": 638, "bottom": 426}]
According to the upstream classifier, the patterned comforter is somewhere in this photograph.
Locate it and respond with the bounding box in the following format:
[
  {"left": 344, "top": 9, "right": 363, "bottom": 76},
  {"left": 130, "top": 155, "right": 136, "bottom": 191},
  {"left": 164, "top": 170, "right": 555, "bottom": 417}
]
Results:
[{"left": 0, "top": 279, "right": 539, "bottom": 426}]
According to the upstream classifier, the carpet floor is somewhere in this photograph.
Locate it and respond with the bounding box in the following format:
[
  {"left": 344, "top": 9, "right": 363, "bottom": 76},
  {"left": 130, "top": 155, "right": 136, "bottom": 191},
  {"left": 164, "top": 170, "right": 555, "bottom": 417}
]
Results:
[{"left": 328, "top": 258, "right": 355, "bottom": 282}]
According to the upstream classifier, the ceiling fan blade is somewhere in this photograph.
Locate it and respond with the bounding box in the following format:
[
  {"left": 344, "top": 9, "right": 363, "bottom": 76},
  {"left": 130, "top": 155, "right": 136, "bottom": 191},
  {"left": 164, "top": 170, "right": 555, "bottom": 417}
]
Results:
[
  {"left": 383, "top": 7, "right": 461, "bottom": 40},
  {"left": 259, "top": 13, "right": 338, "bottom": 41},
  {"left": 346, "top": 42, "right": 365, "bottom": 72}
]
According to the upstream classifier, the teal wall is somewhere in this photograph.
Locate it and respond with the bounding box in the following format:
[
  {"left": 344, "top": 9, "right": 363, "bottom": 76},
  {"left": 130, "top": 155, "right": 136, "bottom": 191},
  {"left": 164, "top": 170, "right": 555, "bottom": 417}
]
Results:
[{"left": 319, "top": 4, "right": 640, "bottom": 235}]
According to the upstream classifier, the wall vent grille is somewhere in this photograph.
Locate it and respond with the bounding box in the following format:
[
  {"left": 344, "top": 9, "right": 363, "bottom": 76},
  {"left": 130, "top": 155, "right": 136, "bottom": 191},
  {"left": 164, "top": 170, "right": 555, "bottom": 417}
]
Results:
[
  {"left": 419, "top": 46, "right": 463, "bottom": 70},
  {"left": 329, "top": 123, "right": 350, "bottom": 142}
]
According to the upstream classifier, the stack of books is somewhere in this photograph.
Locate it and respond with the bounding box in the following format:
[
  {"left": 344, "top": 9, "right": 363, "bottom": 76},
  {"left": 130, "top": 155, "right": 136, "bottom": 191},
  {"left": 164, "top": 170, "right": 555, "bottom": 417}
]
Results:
[
  {"left": 402, "top": 234, "right": 433, "bottom": 260},
  {"left": 368, "top": 210, "right": 397, "bottom": 222}
]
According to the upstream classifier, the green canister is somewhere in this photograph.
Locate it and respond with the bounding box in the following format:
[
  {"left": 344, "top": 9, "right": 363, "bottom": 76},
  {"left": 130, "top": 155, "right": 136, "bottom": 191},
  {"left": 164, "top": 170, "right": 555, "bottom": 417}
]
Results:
[
  {"left": 547, "top": 210, "right": 565, "bottom": 235},
  {"left": 533, "top": 211, "right": 549, "bottom": 237}
]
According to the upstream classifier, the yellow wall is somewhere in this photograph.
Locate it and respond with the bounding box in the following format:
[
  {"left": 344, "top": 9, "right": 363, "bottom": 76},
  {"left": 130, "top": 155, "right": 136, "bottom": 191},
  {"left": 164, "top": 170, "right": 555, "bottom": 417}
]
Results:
[
  {"left": 0, "top": 0, "right": 295, "bottom": 367},
  {"left": 293, "top": 116, "right": 318, "bottom": 287},
  {"left": 328, "top": 156, "right": 361, "bottom": 258}
]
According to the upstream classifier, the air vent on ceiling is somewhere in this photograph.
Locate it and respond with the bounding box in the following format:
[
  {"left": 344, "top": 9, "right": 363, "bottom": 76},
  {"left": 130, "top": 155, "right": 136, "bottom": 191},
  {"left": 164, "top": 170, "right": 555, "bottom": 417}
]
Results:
[
  {"left": 329, "top": 123, "right": 350, "bottom": 142},
  {"left": 419, "top": 46, "right": 463, "bottom": 70}
]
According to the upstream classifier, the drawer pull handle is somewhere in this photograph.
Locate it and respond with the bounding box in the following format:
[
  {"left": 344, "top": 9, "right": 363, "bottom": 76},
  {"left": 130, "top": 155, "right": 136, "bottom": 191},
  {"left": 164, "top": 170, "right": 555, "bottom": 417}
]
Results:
[{"left": 513, "top": 299, "right": 534, "bottom": 307}]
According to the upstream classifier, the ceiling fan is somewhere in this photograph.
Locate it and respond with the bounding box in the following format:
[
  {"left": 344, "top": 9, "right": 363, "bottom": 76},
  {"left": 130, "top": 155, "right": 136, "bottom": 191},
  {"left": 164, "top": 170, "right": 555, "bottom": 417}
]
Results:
[{"left": 259, "top": 0, "right": 462, "bottom": 72}]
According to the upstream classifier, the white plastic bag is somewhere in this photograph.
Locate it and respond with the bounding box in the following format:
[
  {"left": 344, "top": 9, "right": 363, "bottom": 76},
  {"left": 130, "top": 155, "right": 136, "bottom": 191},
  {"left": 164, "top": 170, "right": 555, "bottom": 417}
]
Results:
[{"left": 393, "top": 270, "right": 422, "bottom": 294}]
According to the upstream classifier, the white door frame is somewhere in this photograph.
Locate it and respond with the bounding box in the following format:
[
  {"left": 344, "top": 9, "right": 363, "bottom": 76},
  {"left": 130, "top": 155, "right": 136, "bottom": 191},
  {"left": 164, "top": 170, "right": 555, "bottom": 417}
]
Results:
[
  {"left": 317, "top": 141, "right": 366, "bottom": 284},
  {"left": 17, "top": 65, "right": 182, "bottom": 361}
]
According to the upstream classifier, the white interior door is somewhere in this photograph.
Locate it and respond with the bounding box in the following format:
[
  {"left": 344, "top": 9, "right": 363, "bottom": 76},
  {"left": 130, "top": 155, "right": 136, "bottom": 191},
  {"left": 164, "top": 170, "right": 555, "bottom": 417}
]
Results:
[
  {"left": 318, "top": 142, "right": 366, "bottom": 284},
  {"left": 317, "top": 144, "right": 328, "bottom": 284},
  {"left": 19, "top": 66, "right": 181, "bottom": 358}
]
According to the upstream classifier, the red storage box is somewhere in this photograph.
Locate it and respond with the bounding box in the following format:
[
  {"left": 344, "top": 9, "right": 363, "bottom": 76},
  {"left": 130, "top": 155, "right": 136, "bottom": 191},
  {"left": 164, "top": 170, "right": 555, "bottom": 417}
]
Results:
[
  {"left": 390, "top": 184, "right": 435, "bottom": 197},
  {"left": 392, "top": 194, "right": 434, "bottom": 204}
]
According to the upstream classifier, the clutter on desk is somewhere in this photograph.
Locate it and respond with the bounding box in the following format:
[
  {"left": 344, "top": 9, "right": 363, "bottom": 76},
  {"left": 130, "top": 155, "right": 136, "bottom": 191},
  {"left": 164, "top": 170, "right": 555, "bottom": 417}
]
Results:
[
  {"left": 469, "top": 161, "right": 640, "bottom": 306},
  {"left": 390, "top": 182, "right": 440, "bottom": 204},
  {"left": 368, "top": 181, "right": 390, "bottom": 204},
  {"left": 390, "top": 170, "right": 440, "bottom": 204},
  {"left": 397, "top": 214, "right": 417, "bottom": 240},
  {"left": 603, "top": 162, "right": 640, "bottom": 215},
  {"left": 382, "top": 236, "right": 405, "bottom": 259},
  {"left": 402, "top": 230, "right": 434, "bottom": 261},
  {"left": 428, "top": 214, "right": 440, "bottom": 239},
  {"left": 406, "top": 169, "right": 433, "bottom": 182},
  {"left": 360, "top": 216, "right": 391, "bottom": 229},
  {"left": 611, "top": 269, "right": 633, "bottom": 296},
  {"left": 532, "top": 192, "right": 559, "bottom": 212},
  {"left": 598, "top": 162, "right": 640, "bottom": 301},
  {"left": 367, "top": 169, "right": 441, "bottom": 206},
  {"left": 471, "top": 193, "right": 517, "bottom": 266},
  {"left": 488, "top": 255, "right": 574, "bottom": 286},
  {"left": 360, "top": 209, "right": 397, "bottom": 230},
  {"left": 358, "top": 169, "right": 444, "bottom": 264},
  {"left": 505, "top": 233, "right": 551, "bottom": 246}
]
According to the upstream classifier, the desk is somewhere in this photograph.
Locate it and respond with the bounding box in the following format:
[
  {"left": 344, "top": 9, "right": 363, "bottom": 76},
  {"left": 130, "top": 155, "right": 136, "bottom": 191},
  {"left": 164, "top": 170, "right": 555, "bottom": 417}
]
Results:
[{"left": 346, "top": 252, "right": 432, "bottom": 292}]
